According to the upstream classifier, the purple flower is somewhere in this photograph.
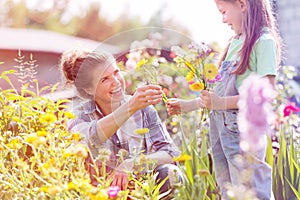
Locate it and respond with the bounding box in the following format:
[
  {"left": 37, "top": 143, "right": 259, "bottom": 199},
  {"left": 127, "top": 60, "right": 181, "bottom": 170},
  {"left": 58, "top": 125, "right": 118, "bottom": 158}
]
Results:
[
  {"left": 238, "top": 74, "right": 275, "bottom": 152},
  {"left": 206, "top": 74, "right": 222, "bottom": 83},
  {"left": 107, "top": 186, "right": 120, "bottom": 198}
]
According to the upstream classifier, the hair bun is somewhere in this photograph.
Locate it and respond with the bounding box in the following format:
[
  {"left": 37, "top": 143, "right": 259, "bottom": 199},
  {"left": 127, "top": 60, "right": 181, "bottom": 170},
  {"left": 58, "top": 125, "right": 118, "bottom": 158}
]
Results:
[{"left": 60, "top": 49, "right": 88, "bottom": 85}]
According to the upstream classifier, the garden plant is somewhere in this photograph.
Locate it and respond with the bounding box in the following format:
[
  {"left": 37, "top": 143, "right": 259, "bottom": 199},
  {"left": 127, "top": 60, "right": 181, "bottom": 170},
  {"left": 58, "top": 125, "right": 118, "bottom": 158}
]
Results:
[{"left": 1, "top": 35, "right": 299, "bottom": 199}]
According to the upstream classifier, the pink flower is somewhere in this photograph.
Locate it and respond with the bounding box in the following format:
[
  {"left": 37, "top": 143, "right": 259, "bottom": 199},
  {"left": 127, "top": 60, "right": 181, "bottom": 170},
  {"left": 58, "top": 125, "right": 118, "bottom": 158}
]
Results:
[
  {"left": 107, "top": 186, "right": 120, "bottom": 198},
  {"left": 238, "top": 75, "right": 275, "bottom": 152},
  {"left": 283, "top": 102, "right": 300, "bottom": 117}
]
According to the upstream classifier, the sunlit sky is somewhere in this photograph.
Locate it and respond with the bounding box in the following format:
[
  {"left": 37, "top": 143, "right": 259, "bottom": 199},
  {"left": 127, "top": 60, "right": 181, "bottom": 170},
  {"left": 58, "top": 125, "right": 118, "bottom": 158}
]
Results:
[{"left": 25, "top": 0, "right": 234, "bottom": 48}]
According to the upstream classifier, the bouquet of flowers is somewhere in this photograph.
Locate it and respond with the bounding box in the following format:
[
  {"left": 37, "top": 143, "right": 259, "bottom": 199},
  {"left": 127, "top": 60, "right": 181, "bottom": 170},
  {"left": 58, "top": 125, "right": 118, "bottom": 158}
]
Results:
[{"left": 170, "top": 42, "right": 220, "bottom": 92}]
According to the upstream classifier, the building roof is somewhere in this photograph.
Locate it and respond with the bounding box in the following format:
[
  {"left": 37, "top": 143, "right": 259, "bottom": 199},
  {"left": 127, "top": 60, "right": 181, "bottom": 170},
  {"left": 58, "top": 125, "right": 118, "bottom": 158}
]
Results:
[{"left": 0, "top": 27, "right": 119, "bottom": 54}]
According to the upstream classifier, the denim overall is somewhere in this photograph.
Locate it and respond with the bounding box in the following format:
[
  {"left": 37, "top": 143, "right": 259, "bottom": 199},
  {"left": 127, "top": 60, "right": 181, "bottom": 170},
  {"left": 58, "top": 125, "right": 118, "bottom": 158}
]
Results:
[{"left": 210, "top": 61, "right": 273, "bottom": 200}]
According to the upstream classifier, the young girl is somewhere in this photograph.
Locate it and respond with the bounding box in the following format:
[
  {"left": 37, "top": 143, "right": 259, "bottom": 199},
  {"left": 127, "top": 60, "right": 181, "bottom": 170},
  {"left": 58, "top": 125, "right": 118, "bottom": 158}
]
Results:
[{"left": 167, "top": 0, "right": 282, "bottom": 199}]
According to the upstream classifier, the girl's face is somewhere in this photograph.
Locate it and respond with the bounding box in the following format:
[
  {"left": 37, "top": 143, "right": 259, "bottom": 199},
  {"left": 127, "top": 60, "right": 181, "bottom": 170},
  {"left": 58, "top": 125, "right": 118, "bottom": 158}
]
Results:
[
  {"left": 89, "top": 61, "right": 125, "bottom": 107},
  {"left": 215, "top": 0, "right": 246, "bottom": 35}
]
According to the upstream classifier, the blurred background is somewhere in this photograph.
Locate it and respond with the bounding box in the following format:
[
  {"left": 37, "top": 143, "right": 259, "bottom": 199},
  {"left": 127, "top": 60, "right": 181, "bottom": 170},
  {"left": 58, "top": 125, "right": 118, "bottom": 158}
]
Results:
[{"left": 0, "top": 0, "right": 299, "bottom": 99}]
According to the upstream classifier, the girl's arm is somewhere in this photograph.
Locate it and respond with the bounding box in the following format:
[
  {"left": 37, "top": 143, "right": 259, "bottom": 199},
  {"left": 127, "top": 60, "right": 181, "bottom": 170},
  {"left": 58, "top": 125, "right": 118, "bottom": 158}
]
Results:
[
  {"left": 166, "top": 98, "right": 201, "bottom": 115},
  {"left": 199, "top": 75, "right": 275, "bottom": 110},
  {"left": 199, "top": 91, "right": 239, "bottom": 110}
]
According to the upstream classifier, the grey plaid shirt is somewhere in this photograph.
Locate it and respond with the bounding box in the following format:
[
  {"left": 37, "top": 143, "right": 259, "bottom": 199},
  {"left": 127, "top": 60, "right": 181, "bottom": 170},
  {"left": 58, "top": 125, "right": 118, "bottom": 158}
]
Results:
[{"left": 68, "top": 97, "right": 180, "bottom": 167}]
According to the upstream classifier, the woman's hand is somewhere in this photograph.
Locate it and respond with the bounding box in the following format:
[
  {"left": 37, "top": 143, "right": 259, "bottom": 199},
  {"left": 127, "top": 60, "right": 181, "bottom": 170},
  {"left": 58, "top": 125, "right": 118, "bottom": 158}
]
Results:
[
  {"left": 128, "top": 85, "right": 163, "bottom": 114},
  {"left": 111, "top": 159, "right": 133, "bottom": 190}
]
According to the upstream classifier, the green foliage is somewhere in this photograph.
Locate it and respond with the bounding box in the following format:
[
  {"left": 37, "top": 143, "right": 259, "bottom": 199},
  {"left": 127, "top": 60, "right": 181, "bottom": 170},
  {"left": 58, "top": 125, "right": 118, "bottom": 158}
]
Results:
[
  {"left": 172, "top": 114, "right": 219, "bottom": 200},
  {"left": 265, "top": 65, "right": 300, "bottom": 200}
]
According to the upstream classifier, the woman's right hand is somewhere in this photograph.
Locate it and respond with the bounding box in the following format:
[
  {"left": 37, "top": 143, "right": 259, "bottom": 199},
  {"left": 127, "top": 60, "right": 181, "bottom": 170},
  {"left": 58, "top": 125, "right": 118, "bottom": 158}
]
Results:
[{"left": 128, "top": 85, "right": 163, "bottom": 113}]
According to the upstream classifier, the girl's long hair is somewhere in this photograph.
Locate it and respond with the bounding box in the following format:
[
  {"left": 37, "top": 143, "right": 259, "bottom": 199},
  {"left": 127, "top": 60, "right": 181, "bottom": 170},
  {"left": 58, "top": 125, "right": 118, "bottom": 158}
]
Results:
[{"left": 218, "top": 0, "right": 282, "bottom": 74}]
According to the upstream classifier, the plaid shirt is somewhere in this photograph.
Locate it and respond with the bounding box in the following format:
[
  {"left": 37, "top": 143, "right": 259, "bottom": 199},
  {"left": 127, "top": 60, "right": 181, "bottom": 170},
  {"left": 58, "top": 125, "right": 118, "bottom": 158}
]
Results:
[{"left": 68, "top": 96, "right": 180, "bottom": 168}]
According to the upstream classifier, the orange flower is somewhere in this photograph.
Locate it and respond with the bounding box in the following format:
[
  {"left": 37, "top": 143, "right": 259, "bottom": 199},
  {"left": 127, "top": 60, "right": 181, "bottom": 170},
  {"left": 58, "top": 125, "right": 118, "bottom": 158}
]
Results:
[{"left": 189, "top": 82, "right": 204, "bottom": 91}]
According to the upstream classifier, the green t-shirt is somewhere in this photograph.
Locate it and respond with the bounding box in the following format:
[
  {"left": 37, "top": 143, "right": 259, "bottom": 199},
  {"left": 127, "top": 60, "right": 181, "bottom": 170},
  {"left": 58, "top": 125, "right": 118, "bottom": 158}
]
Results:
[{"left": 225, "top": 31, "right": 277, "bottom": 90}]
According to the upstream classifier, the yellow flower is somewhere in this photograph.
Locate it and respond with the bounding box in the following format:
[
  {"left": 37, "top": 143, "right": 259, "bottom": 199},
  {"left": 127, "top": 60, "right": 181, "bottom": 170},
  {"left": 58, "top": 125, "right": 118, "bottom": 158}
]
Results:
[
  {"left": 185, "top": 71, "right": 194, "bottom": 82},
  {"left": 7, "top": 138, "right": 22, "bottom": 149},
  {"left": 89, "top": 189, "right": 108, "bottom": 200},
  {"left": 170, "top": 121, "right": 178, "bottom": 126},
  {"left": 136, "top": 58, "right": 148, "bottom": 70},
  {"left": 67, "top": 182, "right": 77, "bottom": 190},
  {"left": 189, "top": 82, "right": 204, "bottom": 91},
  {"left": 64, "top": 111, "right": 75, "bottom": 119},
  {"left": 40, "top": 113, "right": 57, "bottom": 124},
  {"left": 134, "top": 128, "right": 149, "bottom": 135},
  {"left": 184, "top": 61, "right": 192, "bottom": 68},
  {"left": 203, "top": 63, "right": 218, "bottom": 80},
  {"left": 0, "top": 144, "right": 4, "bottom": 151},
  {"left": 173, "top": 154, "right": 192, "bottom": 162},
  {"left": 36, "top": 130, "right": 48, "bottom": 136},
  {"left": 25, "top": 134, "right": 46, "bottom": 146},
  {"left": 71, "top": 132, "right": 82, "bottom": 142},
  {"left": 184, "top": 61, "right": 196, "bottom": 72}
]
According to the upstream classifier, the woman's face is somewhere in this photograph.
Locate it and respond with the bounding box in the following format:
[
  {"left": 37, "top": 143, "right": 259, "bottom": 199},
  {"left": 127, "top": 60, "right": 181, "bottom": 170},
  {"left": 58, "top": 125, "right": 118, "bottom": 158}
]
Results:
[
  {"left": 89, "top": 61, "right": 125, "bottom": 106},
  {"left": 215, "top": 0, "right": 245, "bottom": 35}
]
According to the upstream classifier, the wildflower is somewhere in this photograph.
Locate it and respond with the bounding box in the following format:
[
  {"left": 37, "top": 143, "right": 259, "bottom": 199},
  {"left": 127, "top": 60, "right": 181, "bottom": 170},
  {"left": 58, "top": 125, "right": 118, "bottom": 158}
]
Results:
[
  {"left": 0, "top": 144, "right": 4, "bottom": 151},
  {"left": 238, "top": 74, "right": 275, "bottom": 152},
  {"left": 36, "top": 130, "right": 48, "bottom": 136},
  {"left": 107, "top": 186, "right": 120, "bottom": 198},
  {"left": 40, "top": 113, "right": 57, "bottom": 124},
  {"left": 136, "top": 58, "right": 148, "bottom": 70},
  {"left": 184, "top": 61, "right": 193, "bottom": 69},
  {"left": 134, "top": 128, "right": 149, "bottom": 135},
  {"left": 67, "top": 182, "right": 77, "bottom": 190},
  {"left": 203, "top": 63, "right": 218, "bottom": 80},
  {"left": 71, "top": 132, "right": 82, "bottom": 142},
  {"left": 7, "top": 138, "right": 22, "bottom": 149},
  {"left": 283, "top": 102, "right": 300, "bottom": 117},
  {"left": 170, "top": 121, "right": 178, "bottom": 126},
  {"left": 64, "top": 111, "right": 76, "bottom": 119},
  {"left": 185, "top": 71, "right": 194, "bottom": 82},
  {"left": 89, "top": 189, "right": 108, "bottom": 200},
  {"left": 173, "top": 154, "right": 192, "bottom": 162},
  {"left": 189, "top": 82, "right": 204, "bottom": 91},
  {"left": 169, "top": 51, "right": 177, "bottom": 58},
  {"left": 25, "top": 134, "right": 46, "bottom": 146}
]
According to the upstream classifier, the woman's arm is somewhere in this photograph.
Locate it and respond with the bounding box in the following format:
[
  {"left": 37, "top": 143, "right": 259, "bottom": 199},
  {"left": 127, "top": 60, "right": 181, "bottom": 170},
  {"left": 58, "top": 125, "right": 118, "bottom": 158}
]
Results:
[{"left": 96, "top": 85, "right": 163, "bottom": 143}]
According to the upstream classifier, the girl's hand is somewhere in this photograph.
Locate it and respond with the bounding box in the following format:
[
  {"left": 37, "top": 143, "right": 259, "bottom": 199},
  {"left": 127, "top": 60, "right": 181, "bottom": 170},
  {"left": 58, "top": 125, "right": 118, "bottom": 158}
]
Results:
[
  {"left": 166, "top": 98, "right": 200, "bottom": 115},
  {"left": 199, "top": 90, "right": 223, "bottom": 110},
  {"left": 129, "top": 85, "right": 163, "bottom": 114}
]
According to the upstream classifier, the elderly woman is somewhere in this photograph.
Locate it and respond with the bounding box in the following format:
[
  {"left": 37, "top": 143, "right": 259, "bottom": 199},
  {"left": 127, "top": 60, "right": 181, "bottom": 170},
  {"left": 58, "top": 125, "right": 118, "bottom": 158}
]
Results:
[{"left": 59, "top": 49, "right": 182, "bottom": 195}]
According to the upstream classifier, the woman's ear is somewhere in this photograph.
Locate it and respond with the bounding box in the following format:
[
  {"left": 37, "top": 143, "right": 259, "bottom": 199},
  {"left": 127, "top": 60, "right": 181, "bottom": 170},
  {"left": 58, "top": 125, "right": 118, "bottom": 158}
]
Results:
[
  {"left": 238, "top": 0, "right": 247, "bottom": 11},
  {"left": 84, "top": 87, "right": 94, "bottom": 96}
]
